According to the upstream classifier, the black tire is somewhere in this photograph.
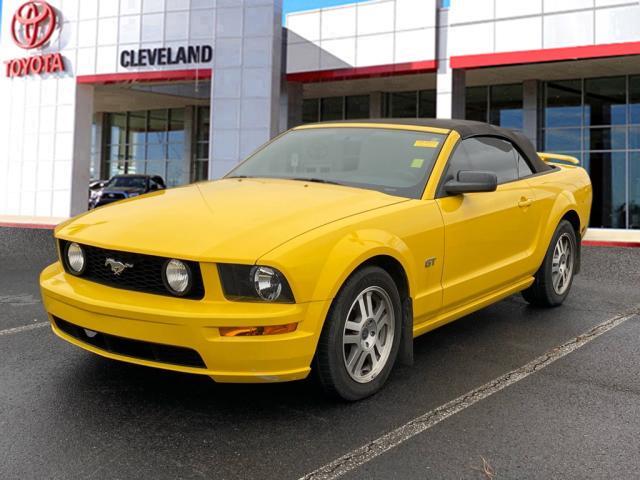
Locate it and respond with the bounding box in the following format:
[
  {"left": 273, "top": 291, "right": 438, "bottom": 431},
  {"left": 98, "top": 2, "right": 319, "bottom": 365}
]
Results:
[
  {"left": 522, "top": 219, "right": 577, "bottom": 307},
  {"left": 314, "top": 266, "right": 403, "bottom": 401}
]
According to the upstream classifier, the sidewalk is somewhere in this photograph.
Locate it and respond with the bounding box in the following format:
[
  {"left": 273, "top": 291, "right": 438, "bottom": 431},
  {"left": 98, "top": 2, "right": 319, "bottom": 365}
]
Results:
[{"left": 0, "top": 215, "right": 66, "bottom": 230}]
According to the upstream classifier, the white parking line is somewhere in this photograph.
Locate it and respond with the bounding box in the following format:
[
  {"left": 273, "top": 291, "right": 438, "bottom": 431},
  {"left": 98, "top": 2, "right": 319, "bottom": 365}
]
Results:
[
  {"left": 300, "top": 309, "right": 639, "bottom": 480},
  {"left": 0, "top": 322, "right": 49, "bottom": 337}
]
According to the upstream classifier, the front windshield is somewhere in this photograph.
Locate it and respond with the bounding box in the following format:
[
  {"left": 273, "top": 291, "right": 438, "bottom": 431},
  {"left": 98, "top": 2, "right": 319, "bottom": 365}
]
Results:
[
  {"left": 227, "top": 127, "right": 447, "bottom": 199},
  {"left": 108, "top": 177, "right": 147, "bottom": 189}
]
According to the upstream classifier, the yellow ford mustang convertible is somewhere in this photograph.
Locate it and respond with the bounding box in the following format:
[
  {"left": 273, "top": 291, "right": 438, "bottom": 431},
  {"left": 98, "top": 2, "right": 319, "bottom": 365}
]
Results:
[{"left": 40, "top": 119, "right": 592, "bottom": 400}]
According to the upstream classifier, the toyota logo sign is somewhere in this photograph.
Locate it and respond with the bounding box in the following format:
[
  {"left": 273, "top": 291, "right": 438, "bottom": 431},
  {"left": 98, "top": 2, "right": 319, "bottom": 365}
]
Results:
[{"left": 11, "top": 1, "right": 57, "bottom": 50}]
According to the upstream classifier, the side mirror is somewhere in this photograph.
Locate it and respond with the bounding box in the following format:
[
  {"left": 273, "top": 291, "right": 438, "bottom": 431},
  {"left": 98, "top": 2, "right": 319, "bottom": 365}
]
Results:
[{"left": 444, "top": 170, "right": 498, "bottom": 195}]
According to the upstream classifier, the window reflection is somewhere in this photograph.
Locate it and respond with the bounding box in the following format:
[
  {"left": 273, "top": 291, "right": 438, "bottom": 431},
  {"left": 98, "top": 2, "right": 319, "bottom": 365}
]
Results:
[
  {"left": 542, "top": 76, "right": 640, "bottom": 229},
  {"left": 584, "top": 153, "right": 627, "bottom": 229},
  {"left": 382, "top": 90, "right": 436, "bottom": 119},
  {"left": 302, "top": 95, "right": 371, "bottom": 123},
  {"left": 320, "top": 97, "right": 343, "bottom": 121},
  {"left": 490, "top": 84, "right": 523, "bottom": 129},
  {"left": 544, "top": 129, "right": 581, "bottom": 152},
  {"left": 545, "top": 80, "right": 582, "bottom": 127},
  {"left": 465, "top": 86, "right": 487, "bottom": 122},
  {"left": 630, "top": 154, "right": 640, "bottom": 229},
  {"left": 584, "top": 77, "right": 626, "bottom": 126},
  {"left": 103, "top": 108, "right": 191, "bottom": 187}
]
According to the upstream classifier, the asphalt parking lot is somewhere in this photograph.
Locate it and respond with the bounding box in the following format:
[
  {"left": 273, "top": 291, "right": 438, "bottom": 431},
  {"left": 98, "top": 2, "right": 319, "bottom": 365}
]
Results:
[{"left": 1, "top": 227, "right": 639, "bottom": 480}]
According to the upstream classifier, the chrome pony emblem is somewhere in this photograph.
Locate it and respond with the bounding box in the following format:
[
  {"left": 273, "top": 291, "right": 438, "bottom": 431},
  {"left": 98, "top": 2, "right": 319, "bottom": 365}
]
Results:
[{"left": 105, "top": 258, "right": 133, "bottom": 276}]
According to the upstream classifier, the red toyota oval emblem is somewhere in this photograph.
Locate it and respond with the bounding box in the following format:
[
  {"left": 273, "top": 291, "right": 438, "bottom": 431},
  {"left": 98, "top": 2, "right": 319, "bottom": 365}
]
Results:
[{"left": 11, "top": 1, "right": 57, "bottom": 50}]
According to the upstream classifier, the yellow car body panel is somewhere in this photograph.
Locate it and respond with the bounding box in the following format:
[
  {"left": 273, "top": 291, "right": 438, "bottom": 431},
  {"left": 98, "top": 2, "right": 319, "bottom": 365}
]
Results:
[{"left": 40, "top": 122, "right": 592, "bottom": 383}]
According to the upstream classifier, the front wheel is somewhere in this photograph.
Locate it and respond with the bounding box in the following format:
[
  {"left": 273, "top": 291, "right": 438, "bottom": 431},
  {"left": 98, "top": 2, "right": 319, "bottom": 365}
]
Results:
[
  {"left": 522, "top": 219, "right": 577, "bottom": 307},
  {"left": 314, "top": 266, "right": 402, "bottom": 401}
]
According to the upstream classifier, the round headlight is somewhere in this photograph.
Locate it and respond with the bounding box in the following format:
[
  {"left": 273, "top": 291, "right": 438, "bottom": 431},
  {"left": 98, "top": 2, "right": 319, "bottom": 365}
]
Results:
[
  {"left": 66, "top": 242, "right": 85, "bottom": 274},
  {"left": 252, "top": 266, "right": 282, "bottom": 302},
  {"left": 164, "top": 259, "right": 191, "bottom": 295}
]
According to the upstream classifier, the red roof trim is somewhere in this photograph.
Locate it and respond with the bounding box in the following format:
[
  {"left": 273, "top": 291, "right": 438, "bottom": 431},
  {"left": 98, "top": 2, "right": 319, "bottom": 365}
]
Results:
[
  {"left": 77, "top": 69, "right": 213, "bottom": 85},
  {"left": 286, "top": 60, "right": 437, "bottom": 83},
  {"left": 450, "top": 41, "right": 640, "bottom": 69}
]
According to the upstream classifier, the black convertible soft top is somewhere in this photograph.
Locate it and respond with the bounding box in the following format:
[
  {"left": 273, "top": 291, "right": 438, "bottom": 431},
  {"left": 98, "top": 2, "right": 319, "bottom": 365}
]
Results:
[{"left": 320, "top": 118, "right": 552, "bottom": 174}]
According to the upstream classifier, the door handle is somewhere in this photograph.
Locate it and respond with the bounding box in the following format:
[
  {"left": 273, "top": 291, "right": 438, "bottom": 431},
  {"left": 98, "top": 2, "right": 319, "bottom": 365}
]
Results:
[{"left": 518, "top": 197, "right": 533, "bottom": 208}]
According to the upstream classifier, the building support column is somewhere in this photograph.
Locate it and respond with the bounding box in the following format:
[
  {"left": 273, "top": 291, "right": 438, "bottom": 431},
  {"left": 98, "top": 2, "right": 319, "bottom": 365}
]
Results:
[
  {"left": 435, "top": 7, "right": 466, "bottom": 119},
  {"left": 280, "top": 81, "right": 303, "bottom": 131},
  {"left": 209, "top": 1, "right": 283, "bottom": 179},
  {"left": 523, "top": 80, "right": 539, "bottom": 149},
  {"left": 70, "top": 84, "right": 94, "bottom": 216}
]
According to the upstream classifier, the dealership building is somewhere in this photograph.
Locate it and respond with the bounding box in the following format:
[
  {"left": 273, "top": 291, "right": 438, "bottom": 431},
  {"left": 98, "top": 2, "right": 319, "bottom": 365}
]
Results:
[{"left": 1, "top": 0, "right": 639, "bottom": 231}]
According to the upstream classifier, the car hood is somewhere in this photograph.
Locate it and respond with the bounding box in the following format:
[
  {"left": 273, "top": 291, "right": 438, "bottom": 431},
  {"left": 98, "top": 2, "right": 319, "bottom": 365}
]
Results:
[{"left": 57, "top": 178, "right": 408, "bottom": 262}]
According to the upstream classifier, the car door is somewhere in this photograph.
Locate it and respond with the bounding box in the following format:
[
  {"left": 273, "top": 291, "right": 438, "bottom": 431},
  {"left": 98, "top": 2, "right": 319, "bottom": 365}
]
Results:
[{"left": 436, "top": 136, "right": 539, "bottom": 310}]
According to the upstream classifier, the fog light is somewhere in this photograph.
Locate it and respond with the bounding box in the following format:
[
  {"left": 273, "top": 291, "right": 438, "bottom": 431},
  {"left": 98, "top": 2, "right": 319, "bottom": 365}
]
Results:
[
  {"left": 219, "top": 323, "right": 297, "bottom": 337},
  {"left": 163, "top": 259, "right": 192, "bottom": 295},
  {"left": 66, "top": 242, "right": 86, "bottom": 274}
]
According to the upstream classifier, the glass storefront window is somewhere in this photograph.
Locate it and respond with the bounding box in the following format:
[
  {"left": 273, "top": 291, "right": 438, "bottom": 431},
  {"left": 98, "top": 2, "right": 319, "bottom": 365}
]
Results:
[
  {"left": 584, "top": 152, "right": 627, "bottom": 229},
  {"left": 302, "top": 99, "right": 320, "bottom": 123},
  {"left": 109, "top": 113, "right": 126, "bottom": 145},
  {"left": 585, "top": 127, "right": 626, "bottom": 151},
  {"left": 629, "top": 76, "right": 640, "bottom": 125},
  {"left": 168, "top": 108, "right": 185, "bottom": 143},
  {"left": 545, "top": 80, "right": 582, "bottom": 127},
  {"left": 103, "top": 108, "right": 194, "bottom": 187},
  {"left": 629, "top": 154, "right": 640, "bottom": 229},
  {"left": 383, "top": 90, "right": 436, "bottom": 119},
  {"left": 303, "top": 95, "right": 371, "bottom": 123},
  {"left": 543, "top": 128, "right": 581, "bottom": 152},
  {"left": 490, "top": 84, "right": 523, "bottom": 129},
  {"left": 389, "top": 91, "right": 417, "bottom": 118},
  {"left": 147, "top": 109, "right": 167, "bottom": 143},
  {"left": 418, "top": 90, "right": 436, "bottom": 118},
  {"left": 128, "top": 111, "right": 147, "bottom": 144},
  {"left": 465, "top": 86, "right": 488, "bottom": 122},
  {"left": 584, "top": 77, "right": 626, "bottom": 126},
  {"left": 540, "top": 76, "right": 640, "bottom": 228},
  {"left": 320, "top": 97, "right": 343, "bottom": 121},
  {"left": 192, "top": 106, "right": 210, "bottom": 183},
  {"left": 345, "top": 95, "right": 370, "bottom": 119}
]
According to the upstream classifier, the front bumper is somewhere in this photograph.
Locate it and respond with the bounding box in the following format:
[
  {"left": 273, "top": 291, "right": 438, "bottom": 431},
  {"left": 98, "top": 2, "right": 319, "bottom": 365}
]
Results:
[{"left": 40, "top": 262, "right": 331, "bottom": 383}]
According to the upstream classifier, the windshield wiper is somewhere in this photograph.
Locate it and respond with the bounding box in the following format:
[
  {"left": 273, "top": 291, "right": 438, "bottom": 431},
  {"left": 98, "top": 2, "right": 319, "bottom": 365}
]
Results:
[
  {"left": 291, "top": 177, "right": 343, "bottom": 185},
  {"left": 226, "top": 175, "right": 252, "bottom": 179}
]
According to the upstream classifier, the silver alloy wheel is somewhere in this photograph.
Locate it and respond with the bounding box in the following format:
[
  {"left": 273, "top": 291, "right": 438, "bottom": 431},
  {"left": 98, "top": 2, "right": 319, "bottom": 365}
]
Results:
[
  {"left": 552, "top": 232, "right": 574, "bottom": 295},
  {"left": 342, "top": 286, "right": 395, "bottom": 384}
]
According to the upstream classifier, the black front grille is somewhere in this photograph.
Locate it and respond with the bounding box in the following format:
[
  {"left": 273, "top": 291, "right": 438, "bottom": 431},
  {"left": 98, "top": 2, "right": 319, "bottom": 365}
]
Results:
[
  {"left": 59, "top": 240, "right": 205, "bottom": 299},
  {"left": 54, "top": 317, "right": 206, "bottom": 369}
]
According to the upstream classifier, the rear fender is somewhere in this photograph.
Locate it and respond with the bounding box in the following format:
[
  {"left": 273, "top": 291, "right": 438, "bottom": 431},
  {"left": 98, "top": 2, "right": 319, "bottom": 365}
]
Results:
[{"left": 533, "top": 190, "right": 582, "bottom": 272}]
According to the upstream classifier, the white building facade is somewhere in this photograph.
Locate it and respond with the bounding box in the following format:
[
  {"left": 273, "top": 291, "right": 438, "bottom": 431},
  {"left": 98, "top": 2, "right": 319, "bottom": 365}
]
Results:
[{"left": 1, "top": 0, "right": 640, "bottom": 229}]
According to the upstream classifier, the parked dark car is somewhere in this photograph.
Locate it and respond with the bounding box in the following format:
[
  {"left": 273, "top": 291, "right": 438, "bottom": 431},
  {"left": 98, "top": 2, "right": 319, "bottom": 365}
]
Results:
[{"left": 89, "top": 174, "right": 166, "bottom": 209}]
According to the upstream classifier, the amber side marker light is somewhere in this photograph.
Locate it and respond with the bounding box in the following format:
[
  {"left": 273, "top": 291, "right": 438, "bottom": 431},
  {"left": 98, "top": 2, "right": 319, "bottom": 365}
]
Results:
[{"left": 219, "top": 323, "right": 298, "bottom": 337}]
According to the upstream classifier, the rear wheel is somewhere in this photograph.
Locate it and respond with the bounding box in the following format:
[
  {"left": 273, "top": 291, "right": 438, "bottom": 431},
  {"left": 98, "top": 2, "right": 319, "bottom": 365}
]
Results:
[
  {"left": 522, "top": 220, "right": 577, "bottom": 307},
  {"left": 314, "top": 266, "right": 402, "bottom": 401}
]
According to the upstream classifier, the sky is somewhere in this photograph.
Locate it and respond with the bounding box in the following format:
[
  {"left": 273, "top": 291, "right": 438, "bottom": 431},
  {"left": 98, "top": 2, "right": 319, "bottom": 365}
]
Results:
[{"left": 283, "top": 0, "right": 370, "bottom": 16}]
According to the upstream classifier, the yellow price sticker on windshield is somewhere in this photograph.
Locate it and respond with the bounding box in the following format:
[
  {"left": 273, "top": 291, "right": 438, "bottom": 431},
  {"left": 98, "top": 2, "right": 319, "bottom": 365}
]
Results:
[
  {"left": 414, "top": 140, "right": 439, "bottom": 148},
  {"left": 410, "top": 158, "right": 425, "bottom": 168}
]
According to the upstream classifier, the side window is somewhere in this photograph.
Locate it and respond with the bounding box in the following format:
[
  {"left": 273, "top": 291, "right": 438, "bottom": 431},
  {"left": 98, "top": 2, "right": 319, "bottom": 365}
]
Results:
[
  {"left": 445, "top": 137, "right": 519, "bottom": 187},
  {"left": 515, "top": 150, "right": 534, "bottom": 178}
]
